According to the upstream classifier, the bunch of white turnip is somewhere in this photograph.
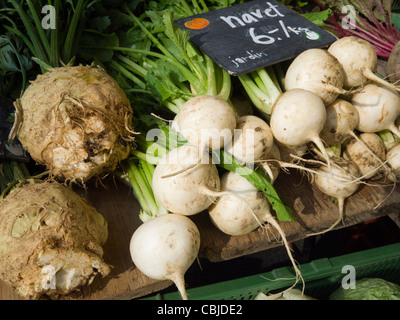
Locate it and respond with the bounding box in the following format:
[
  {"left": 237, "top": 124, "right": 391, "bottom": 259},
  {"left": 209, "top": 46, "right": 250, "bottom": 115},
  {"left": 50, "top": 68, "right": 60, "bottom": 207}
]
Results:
[
  {"left": 129, "top": 35, "right": 400, "bottom": 300},
  {"left": 274, "top": 36, "right": 400, "bottom": 235},
  {"left": 130, "top": 94, "right": 306, "bottom": 299}
]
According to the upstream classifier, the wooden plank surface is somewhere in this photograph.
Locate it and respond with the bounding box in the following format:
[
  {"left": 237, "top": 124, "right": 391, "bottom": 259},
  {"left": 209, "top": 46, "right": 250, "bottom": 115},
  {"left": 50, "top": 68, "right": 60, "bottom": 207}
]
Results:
[{"left": 0, "top": 170, "right": 399, "bottom": 300}]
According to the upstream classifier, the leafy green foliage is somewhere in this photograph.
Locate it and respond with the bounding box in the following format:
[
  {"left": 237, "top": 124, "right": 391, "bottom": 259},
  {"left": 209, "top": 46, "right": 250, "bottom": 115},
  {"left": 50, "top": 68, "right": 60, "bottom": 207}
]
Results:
[{"left": 0, "top": 34, "right": 34, "bottom": 97}]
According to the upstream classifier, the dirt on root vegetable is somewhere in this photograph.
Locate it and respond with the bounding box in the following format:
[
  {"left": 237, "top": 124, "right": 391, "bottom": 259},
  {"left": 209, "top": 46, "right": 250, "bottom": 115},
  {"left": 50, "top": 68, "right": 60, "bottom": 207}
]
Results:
[
  {"left": 12, "top": 64, "right": 135, "bottom": 182},
  {"left": 0, "top": 180, "right": 110, "bottom": 300}
]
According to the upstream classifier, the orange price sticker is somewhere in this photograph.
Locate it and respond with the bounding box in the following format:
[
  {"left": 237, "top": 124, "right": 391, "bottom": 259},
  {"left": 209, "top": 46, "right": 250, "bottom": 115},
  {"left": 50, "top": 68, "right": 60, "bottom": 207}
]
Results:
[{"left": 184, "top": 18, "right": 210, "bottom": 30}]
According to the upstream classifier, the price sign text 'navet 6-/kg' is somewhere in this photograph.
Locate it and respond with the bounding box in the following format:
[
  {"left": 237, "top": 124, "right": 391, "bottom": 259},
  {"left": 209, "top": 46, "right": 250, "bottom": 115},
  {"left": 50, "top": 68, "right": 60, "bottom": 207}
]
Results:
[{"left": 174, "top": 0, "right": 336, "bottom": 75}]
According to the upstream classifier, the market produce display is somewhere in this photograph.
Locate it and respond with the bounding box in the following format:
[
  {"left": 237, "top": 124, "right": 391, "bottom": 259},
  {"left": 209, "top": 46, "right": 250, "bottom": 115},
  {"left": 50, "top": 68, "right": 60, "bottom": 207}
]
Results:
[{"left": 1, "top": 0, "right": 400, "bottom": 300}]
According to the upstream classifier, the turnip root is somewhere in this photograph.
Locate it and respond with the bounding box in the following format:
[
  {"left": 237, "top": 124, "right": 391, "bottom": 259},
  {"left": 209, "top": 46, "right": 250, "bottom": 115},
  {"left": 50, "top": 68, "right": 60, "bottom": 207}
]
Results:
[
  {"left": 343, "top": 133, "right": 386, "bottom": 180},
  {"left": 270, "top": 89, "right": 331, "bottom": 168},
  {"left": 0, "top": 181, "right": 110, "bottom": 300},
  {"left": 320, "top": 99, "right": 359, "bottom": 146},
  {"left": 224, "top": 115, "right": 273, "bottom": 166},
  {"left": 328, "top": 36, "right": 398, "bottom": 92},
  {"left": 13, "top": 65, "right": 134, "bottom": 182},
  {"left": 285, "top": 48, "right": 347, "bottom": 104},
  {"left": 209, "top": 171, "right": 303, "bottom": 289},
  {"left": 174, "top": 95, "right": 237, "bottom": 151},
  {"left": 308, "top": 158, "right": 361, "bottom": 236},
  {"left": 351, "top": 84, "right": 400, "bottom": 138},
  {"left": 152, "top": 145, "right": 220, "bottom": 215},
  {"left": 130, "top": 213, "right": 200, "bottom": 300}
]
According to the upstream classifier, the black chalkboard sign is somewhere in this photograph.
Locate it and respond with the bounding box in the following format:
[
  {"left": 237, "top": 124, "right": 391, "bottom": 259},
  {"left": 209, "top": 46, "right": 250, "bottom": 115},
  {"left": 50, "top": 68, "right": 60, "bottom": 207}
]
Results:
[{"left": 174, "top": 0, "right": 336, "bottom": 75}]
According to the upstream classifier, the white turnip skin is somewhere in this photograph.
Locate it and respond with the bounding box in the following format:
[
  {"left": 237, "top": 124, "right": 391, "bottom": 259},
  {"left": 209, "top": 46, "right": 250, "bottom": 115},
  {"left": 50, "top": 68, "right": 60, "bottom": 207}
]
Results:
[
  {"left": 208, "top": 171, "right": 271, "bottom": 235},
  {"left": 308, "top": 158, "right": 361, "bottom": 236},
  {"left": 130, "top": 213, "right": 200, "bottom": 300},
  {"left": 224, "top": 115, "right": 274, "bottom": 166},
  {"left": 152, "top": 145, "right": 220, "bottom": 216},
  {"left": 284, "top": 48, "right": 346, "bottom": 104},
  {"left": 259, "top": 142, "right": 281, "bottom": 184},
  {"left": 321, "top": 99, "right": 392, "bottom": 178},
  {"left": 386, "top": 143, "right": 400, "bottom": 182},
  {"left": 320, "top": 99, "right": 359, "bottom": 146},
  {"left": 351, "top": 84, "right": 400, "bottom": 139},
  {"left": 328, "top": 36, "right": 399, "bottom": 92},
  {"left": 343, "top": 133, "right": 386, "bottom": 179},
  {"left": 270, "top": 89, "right": 331, "bottom": 169},
  {"left": 174, "top": 95, "right": 237, "bottom": 151},
  {"left": 209, "top": 171, "right": 303, "bottom": 289}
]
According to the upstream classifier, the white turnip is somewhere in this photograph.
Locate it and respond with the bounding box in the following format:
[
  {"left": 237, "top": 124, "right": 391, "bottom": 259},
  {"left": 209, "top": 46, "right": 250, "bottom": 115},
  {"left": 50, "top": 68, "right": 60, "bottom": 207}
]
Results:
[
  {"left": 270, "top": 88, "right": 331, "bottom": 169},
  {"left": 320, "top": 99, "right": 359, "bottom": 146},
  {"left": 129, "top": 213, "right": 200, "bottom": 300},
  {"left": 351, "top": 84, "right": 400, "bottom": 139},
  {"left": 174, "top": 95, "right": 237, "bottom": 151},
  {"left": 152, "top": 145, "right": 220, "bottom": 216},
  {"left": 386, "top": 143, "right": 400, "bottom": 182},
  {"left": 308, "top": 158, "right": 361, "bottom": 236},
  {"left": 343, "top": 133, "right": 386, "bottom": 179},
  {"left": 285, "top": 48, "right": 347, "bottom": 104},
  {"left": 208, "top": 171, "right": 303, "bottom": 289},
  {"left": 321, "top": 99, "right": 392, "bottom": 178},
  {"left": 208, "top": 171, "right": 271, "bottom": 235},
  {"left": 328, "top": 36, "right": 398, "bottom": 92},
  {"left": 224, "top": 115, "right": 273, "bottom": 166}
]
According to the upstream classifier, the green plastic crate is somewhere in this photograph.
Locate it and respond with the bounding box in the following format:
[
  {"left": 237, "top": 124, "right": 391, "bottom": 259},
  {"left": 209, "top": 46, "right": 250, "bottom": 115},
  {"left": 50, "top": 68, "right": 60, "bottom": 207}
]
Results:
[{"left": 141, "top": 242, "right": 400, "bottom": 300}]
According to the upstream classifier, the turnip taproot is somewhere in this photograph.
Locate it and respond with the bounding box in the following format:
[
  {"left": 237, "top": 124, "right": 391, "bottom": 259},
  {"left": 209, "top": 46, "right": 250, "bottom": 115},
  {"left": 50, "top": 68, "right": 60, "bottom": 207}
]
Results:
[
  {"left": 152, "top": 145, "right": 220, "bottom": 216},
  {"left": 13, "top": 65, "right": 135, "bottom": 182},
  {"left": 328, "top": 36, "right": 398, "bottom": 91},
  {"left": 351, "top": 84, "right": 400, "bottom": 138},
  {"left": 0, "top": 180, "right": 110, "bottom": 299},
  {"left": 130, "top": 213, "right": 200, "bottom": 300},
  {"left": 284, "top": 48, "right": 346, "bottom": 104},
  {"left": 174, "top": 95, "right": 237, "bottom": 151}
]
